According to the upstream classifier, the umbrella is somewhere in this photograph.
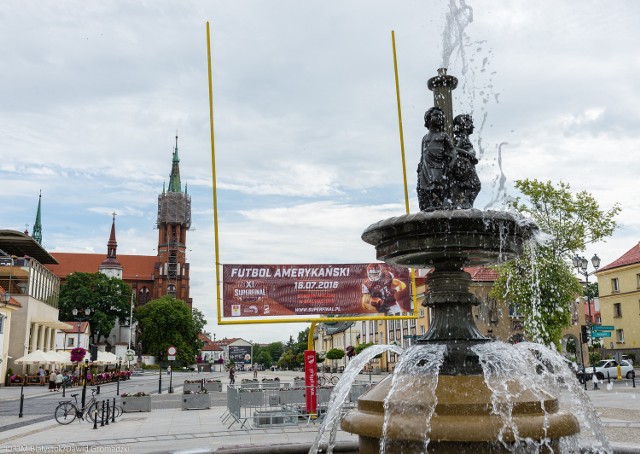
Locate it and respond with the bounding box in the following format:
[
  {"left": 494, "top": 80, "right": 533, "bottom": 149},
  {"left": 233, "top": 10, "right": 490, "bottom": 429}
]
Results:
[
  {"left": 14, "top": 349, "right": 53, "bottom": 365},
  {"left": 49, "top": 351, "right": 73, "bottom": 364},
  {"left": 95, "top": 351, "right": 119, "bottom": 365}
]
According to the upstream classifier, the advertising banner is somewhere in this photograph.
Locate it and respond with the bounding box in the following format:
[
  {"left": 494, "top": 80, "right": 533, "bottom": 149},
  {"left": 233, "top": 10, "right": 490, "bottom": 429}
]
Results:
[
  {"left": 228, "top": 345, "right": 252, "bottom": 364},
  {"left": 222, "top": 263, "right": 411, "bottom": 318},
  {"left": 304, "top": 350, "right": 318, "bottom": 415}
]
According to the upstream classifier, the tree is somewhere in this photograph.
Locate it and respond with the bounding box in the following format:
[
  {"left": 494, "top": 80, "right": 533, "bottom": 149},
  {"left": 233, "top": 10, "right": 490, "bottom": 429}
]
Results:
[
  {"left": 135, "top": 296, "right": 199, "bottom": 366},
  {"left": 191, "top": 307, "right": 207, "bottom": 334},
  {"left": 58, "top": 272, "right": 132, "bottom": 345},
  {"left": 266, "top": 342, "right": 284, "bottom": 364},
  {"left": 492, "top": 179, "right": 620, "bottom": 347}
]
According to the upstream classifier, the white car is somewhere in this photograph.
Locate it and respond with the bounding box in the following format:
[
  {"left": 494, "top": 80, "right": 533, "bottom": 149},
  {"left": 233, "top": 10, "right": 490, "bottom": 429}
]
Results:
[{"left": 580, "top": 359, "right": 635, "bottom": 380}]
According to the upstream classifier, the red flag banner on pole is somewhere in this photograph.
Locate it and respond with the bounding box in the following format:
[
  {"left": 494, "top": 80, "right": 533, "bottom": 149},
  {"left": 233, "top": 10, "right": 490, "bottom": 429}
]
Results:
[{"left": 304, "top": 350, "right": 318, "bottom": 416}]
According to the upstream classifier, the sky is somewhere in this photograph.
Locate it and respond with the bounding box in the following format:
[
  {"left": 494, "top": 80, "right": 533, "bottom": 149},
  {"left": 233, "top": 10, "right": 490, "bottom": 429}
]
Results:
[{"left": 1, "top": 1, "right": 639, "bottom": 344}]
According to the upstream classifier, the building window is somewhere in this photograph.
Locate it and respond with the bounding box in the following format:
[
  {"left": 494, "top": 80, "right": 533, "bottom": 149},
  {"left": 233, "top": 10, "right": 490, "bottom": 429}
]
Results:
[
  {"left": 167, "top": 284, "right": 176, "bottom": 296},
  {"left": 616, "top": 329, "right": 625, "bottom": 343},
  {"left": 637, "top": 274, "right": 640, "bottom": 289},
  {"left": 0, "top": 314, "right": 4, "bottom": 334},
  {"left": 509, "top": 304, "right": 522, "bottom": 318},
  {"left": 139, "top": 287, "right": 150, "bottom": 304},
  {"left": 419, "top": 309, "right": 424, "bottom": 318},
  {"left": 67, "top": 337, "right": 74, "bottom": 347},
  {"left": 611, "top": 278, "right": 620, "bottom": 292},
  {"left": 420, "top": 325, "right": 425, "bottom": 334},
  {"left": 613, "top": 303, "right": 622, "bottom": 317}
]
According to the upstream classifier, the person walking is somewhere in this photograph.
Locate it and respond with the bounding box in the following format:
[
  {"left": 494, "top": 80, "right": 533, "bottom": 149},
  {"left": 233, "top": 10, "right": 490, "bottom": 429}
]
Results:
[
  {"left": 229, "top": 367, "right": 235, "bottom": 385},
  {"left": 38, "top": 366, "right": 45, "bottom": 386},
  {"left": 48, "top": 370, "right": 57, "bottom": 392},
  {"left": 55, "top": 370, "right": 63, "bottom": 391}
]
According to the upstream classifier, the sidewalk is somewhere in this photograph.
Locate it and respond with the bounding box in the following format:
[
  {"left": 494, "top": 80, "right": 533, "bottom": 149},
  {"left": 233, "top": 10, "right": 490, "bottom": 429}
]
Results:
[{"left": 1, "top": 375, "right": 639, "bottom": 453}]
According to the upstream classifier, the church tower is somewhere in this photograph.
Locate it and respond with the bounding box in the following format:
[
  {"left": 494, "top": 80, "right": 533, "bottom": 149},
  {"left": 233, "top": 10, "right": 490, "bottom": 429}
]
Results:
[
  {"left": 32, "top": 191, "right": 43, "bottom": 245},
  {"left": 155, "top": 136, "right": 192, "bottom": 307},
  {"left": 99, "top": 213, "right": 123, "bottom": 279}
]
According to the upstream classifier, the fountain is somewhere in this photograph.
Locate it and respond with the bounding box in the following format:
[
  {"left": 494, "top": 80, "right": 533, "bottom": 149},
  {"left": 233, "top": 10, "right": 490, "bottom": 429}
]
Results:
[{"left": 340, "top": 68, "right": 584, "bottom": 453}]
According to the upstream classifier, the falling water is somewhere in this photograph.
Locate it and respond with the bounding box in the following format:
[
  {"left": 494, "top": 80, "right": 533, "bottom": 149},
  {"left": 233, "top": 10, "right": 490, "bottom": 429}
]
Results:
[
  {"left": 473, "top": 341, "right": 612, "bottom": 453},
  {"left": 308, "top": 343, "right": 404, "bottom": 454},
  {"left": 380, "top": 344, "right": 446, "bottom": 454}
]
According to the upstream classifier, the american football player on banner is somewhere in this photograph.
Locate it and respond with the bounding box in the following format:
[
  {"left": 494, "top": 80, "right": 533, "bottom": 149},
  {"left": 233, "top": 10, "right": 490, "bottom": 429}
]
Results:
[{"left": 361, "top": 263, "right": 408, "bottom": 315}]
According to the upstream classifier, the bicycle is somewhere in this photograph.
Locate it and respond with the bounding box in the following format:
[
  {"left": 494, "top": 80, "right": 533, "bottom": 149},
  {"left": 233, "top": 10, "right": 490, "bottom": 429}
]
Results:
[
  {"left": 318, "top": 371, "right": 339, "bottom": 386},
  {"left": 54, "top": 388, "right": 102, "bottom": 424}
]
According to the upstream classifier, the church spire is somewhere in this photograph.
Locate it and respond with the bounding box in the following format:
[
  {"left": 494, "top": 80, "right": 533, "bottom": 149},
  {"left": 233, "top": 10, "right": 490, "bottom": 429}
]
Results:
[
  {"left": 32, "top": 191, "right": 43, "bottom": 245},
  {"left": 99, "top": 213, "right": 123, "bottom": 279},
  {"left": 167, "top": 135, "right": 182, "bottom": 193}
]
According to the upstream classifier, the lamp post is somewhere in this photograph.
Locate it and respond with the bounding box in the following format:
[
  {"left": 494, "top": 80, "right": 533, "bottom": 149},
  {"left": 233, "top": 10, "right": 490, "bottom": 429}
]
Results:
[
  {"left": 72, "top": 308, "right": 92, "bottom": 407},
  {"left": 116, "top": 357, "right": 122, "bottom": 395},
  {"left": 573, "top": 253, "right": 600, "bottom": 390}
]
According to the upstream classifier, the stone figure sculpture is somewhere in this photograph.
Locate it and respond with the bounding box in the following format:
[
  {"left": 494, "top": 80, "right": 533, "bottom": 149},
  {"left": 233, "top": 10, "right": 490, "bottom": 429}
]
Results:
[
  {"left": 417, "top": 107, "right": 457, "bottom": 211},
  {"left": 451, "top": 114, "right": 481, "bottom": 208}
]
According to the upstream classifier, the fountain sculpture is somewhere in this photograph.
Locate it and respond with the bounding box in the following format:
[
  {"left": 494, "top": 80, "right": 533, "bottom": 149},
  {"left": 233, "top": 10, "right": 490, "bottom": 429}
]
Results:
[{"left": 340, "top": 68, "right": 581, "bottom": 453}]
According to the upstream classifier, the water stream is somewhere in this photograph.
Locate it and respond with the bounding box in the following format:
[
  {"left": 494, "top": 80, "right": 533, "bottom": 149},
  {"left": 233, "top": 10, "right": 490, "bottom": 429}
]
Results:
[{"left": 308, "top": 343, "right": 404, "bottom": 454}]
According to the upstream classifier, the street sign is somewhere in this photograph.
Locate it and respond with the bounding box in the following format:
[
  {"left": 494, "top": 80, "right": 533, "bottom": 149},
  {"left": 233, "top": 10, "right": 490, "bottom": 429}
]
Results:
[
  {"left": 167, "top": 346, "right": 177, "bottom": 356},
  {"left": 592, "top": 325, "right": 614, "bottom": 331},
  {"left": 591, "top": 331, "right": 611, "bottom": 338}
]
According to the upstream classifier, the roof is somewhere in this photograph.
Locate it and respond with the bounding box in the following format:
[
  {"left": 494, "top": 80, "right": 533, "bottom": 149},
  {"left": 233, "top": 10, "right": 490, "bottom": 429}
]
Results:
[
  {"left": 466, "top": 266, "right": 499, "bottom": 282},
  {"left": 216, "top": 338, "right": 240, "bottom": 346},
  {"left": 0, "top": 230, "right": 58, "bottom": 265},
  {"left": 199, "top": 333, "right": 223, "bottom": 352},
  {"left": 60, "top": 321, "right": 90, "bottom": 334},
  {"left": 598, "top": 242, "right": 640, "bottom": 272},
  {"left": 46, "top": 253, "right": 158, "bottom": 280}
]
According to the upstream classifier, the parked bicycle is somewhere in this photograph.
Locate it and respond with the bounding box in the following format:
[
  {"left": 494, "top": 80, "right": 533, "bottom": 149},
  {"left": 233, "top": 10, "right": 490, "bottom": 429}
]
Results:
[
  {"left": 318, "top": 371, "right": 339, "bottom": 386},
  {"left": 55, "top": 388, "right": 112, "bottom": 424}
]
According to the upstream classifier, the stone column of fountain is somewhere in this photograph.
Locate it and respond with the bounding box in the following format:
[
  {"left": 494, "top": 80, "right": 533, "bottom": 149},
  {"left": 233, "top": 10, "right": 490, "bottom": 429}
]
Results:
[{"left": 341, "top": 69, "right": 580, "bottom": 453}]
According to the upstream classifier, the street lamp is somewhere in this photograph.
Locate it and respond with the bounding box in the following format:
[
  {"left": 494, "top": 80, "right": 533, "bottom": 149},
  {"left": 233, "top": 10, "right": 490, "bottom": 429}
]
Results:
[
  {"left": 72, "top": 307, "right": 92, "bottom": 407},
  {"left": 573, "top": 253, "right": 600, "bottom": 389}
]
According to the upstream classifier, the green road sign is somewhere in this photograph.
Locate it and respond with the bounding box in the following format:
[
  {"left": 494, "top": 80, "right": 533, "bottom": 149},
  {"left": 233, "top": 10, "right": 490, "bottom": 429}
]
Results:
[
  {"left": 592, "top": 325, "right": 615, "bottom": 331},
  {"left": 592, "top": 331, "right": 612, "bottom": 338}
]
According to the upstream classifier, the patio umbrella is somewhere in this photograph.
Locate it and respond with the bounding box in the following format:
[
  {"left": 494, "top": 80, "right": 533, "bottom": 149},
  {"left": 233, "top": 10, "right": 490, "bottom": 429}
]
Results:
[
  {"left": 14, "top": 349, "right": 53, "bottom": 365},
  {"left": 95, "top": 351, "right": 119, "bottom": 365},
  {"left": 48, "top": 351, "right": 73, "bottom": 364}
]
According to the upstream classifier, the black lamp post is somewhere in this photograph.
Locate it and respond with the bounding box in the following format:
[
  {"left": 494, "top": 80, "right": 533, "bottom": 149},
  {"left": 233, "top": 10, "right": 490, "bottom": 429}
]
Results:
[
  {"left": 72, "top": 308, "right": 92, "bottom": 407},
  {"left": 116, "top": 357, "right": 122, "bottom": 395},
  {"left": 573, "top": 253, "right": 600, "bottom": 389}
]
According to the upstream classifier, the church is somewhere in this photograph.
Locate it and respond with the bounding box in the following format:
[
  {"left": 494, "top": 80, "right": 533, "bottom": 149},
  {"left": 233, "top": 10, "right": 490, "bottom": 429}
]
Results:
[{"left": 44, "top": 137, "right": 193, "bottom": 349}]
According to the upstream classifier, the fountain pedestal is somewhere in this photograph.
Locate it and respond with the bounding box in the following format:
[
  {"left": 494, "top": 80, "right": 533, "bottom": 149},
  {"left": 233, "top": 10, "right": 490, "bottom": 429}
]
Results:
[{"left": 341, "top": 209, "right": 580, "bottom": 452}]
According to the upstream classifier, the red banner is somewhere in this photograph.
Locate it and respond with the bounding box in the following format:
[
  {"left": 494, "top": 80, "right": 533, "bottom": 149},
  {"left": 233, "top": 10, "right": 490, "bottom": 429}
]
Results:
[
  {"left": 304, "top": 350, "right": 318, "bottom": 415},
  {"left": 222, "top": 263, "right": 411, "bottom": 317}
]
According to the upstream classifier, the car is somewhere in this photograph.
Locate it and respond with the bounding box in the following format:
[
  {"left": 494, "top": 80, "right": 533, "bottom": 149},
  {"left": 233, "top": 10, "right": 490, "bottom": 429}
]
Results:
[{"left": 577, "top": 359, "right": 635, "bottom": 380}]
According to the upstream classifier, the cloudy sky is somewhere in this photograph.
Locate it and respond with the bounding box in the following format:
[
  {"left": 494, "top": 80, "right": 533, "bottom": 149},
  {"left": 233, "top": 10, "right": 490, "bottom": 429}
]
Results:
[{"left": 1, "top": 1, "right": 638, "bottom": 343}]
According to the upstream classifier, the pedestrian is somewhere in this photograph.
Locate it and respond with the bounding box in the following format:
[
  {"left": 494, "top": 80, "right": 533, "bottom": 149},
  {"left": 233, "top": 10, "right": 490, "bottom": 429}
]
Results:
[
  {"left": 48, "top": 370, "right": 57, "bottom": 392},
  {"left": 253, "top": 365, "right": 258, "bottom": 379},
  {"left": 38, "top": 366, "right": 45, "bottom": 386},
  {"left": 229, "top": 367, "right": 235, "bottom": 385},
  {"left": 55, "top": 370, "right": 63, "bottom": 391}
]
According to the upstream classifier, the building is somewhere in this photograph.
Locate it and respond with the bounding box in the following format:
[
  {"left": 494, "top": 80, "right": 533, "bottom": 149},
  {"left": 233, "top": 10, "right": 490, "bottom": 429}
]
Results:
[
  {"left": 596, "top": 242, "right": 640, "bottom": 362},
  {"left": 198, "top": 332, "right": 224, "bottom": 371},
  {"left": 216, "top": 338, "right": 253, "bottom": 371},
  {"left": 0, "top": 230, "right": 70, "bottom": 377},
  {"left": 45, "top": 138, "right": 193, "bottom": 352},
  {"left": 55, "top": 321, "right": 91, "bottom": 352}
]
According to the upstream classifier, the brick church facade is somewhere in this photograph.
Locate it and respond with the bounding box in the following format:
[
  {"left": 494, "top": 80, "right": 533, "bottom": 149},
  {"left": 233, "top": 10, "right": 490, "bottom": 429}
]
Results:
[{"left": 46, "top": 137, "right": 193, "bottom": 312}]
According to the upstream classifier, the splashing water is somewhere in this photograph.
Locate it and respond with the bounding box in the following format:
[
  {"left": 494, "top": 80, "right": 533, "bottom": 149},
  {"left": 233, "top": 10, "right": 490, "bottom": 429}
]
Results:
[
  {"left": 308, "top": 343, "right": 404, "bottom": 454},
  {"left": 472, "top": 341, "right": 612, "bottom": 453},
  {"left": 380, "top": 344, "right": 446, "bottom": 454}
]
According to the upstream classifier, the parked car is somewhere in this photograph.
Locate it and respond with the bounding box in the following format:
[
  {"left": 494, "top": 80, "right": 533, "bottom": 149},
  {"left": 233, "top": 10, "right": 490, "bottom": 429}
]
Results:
[{"left": 577, "top": 359, "right": 635, "bottom": 380}]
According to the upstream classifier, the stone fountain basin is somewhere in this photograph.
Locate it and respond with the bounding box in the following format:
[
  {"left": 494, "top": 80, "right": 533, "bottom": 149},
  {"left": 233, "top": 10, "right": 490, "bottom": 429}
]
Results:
[
  {"left": 341, "top": 373, "right": 579, "bottom": 445},
  {"left": 361, "top": 209, "right": 537, "bottom": 268}
]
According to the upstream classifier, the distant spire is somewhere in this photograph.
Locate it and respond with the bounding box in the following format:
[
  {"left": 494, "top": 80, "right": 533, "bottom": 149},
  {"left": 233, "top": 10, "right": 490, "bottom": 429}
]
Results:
[
  {"left": 99, "top": 212, "right": 122, "bottom": 278},
  {"left": 167, "top": 134, "right": 182, "bottom": 193},
  {"left": 32, "top": 191, "right": 43, "bottom": 245}
]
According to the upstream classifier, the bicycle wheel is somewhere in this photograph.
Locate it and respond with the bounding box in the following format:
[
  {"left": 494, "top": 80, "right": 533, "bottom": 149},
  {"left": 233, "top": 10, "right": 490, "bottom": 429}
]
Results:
[
  {"left": 54, "top": 402, "right": 77, "bottom": 425},
  {"left": 329, "top": 375, "right": 339, "bottom": 385},
  {"left": 112, "top": 404, "right": 123, "bottom": 419},
  {"left": 318, "top": 376, "right": 327, "bottom": 386},
  {"left": 85, "top": 402, "right": 100, "bottom": 423}
]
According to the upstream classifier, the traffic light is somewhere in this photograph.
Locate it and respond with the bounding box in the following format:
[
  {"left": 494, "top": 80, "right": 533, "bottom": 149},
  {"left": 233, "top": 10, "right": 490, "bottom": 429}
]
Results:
[
  {"left": 158, "top": 350, "right": 164, "bottom": 362},
  {"left": 580, "top": 325, "right": 589, "bottom": 344},
  {"left": 90, "top": 344, "right": 98, "bottom": 362}
]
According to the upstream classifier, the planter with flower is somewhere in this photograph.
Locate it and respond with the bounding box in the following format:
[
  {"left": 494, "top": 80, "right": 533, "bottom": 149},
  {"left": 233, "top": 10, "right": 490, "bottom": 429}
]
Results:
[
  {"left": 293, "top": 376, "right": 306, "bottom": 387},
  {"left": 183, "top": 379, "right": 203, "bottom": 393},
  {"left": 120, "top": 392, "right": 151, "bottom": 412},
  {"left": 203, "top": 379, "right": 222, "bottom": 392},
  {"left": 182, "top": 389, "right": 210, "bottom": 410}
]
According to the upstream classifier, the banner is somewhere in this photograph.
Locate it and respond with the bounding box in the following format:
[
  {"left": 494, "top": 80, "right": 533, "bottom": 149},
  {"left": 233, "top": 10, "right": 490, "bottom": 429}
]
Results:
[
  {"left": 228, "top": 345, "right": 252, "bottom": 364},
  {"left": 222, "top": 263, "right": 411, "bottom": 317},
  {"left": 304, "top": 350, "right": 318, "bottom": 415}
]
